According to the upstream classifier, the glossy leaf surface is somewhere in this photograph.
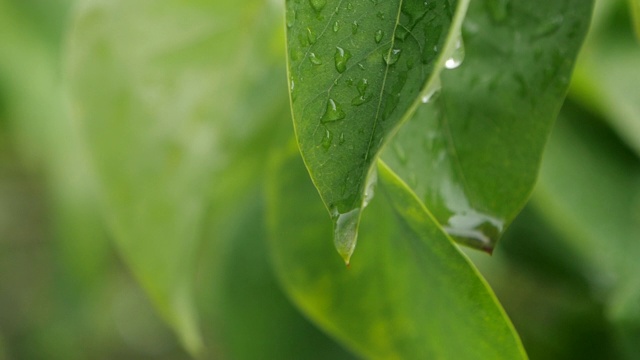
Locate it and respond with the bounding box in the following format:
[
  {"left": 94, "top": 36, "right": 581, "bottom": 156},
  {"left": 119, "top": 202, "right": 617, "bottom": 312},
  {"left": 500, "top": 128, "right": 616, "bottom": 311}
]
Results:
[
  {"left": 286, "top": 0, "right": 469, "bottom": 263},
  {"left": 67, "top": 0, "right": 287, "bottom": 354},
  {"left": 383, "top": 0, "right": 593, "bottom": 252},
  {"left": 267, "top": 149, "right": 527, "bottom": 359}
]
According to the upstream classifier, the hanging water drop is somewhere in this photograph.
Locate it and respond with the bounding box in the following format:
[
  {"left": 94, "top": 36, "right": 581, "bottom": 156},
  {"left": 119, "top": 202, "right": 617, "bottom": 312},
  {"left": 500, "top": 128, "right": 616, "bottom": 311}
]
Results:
[
  {"left": 321, "top": 99, "right": 346, "bottom": 123},
  {"left": 421, "top": 77, "right": 441, "bottom": 103},
  {"left": 444, "top": 36, "right": 465, "bottom": 69},
  {"left": 334, "top": 47, "right": 352, "bottom": 73},
  {"left": 332, "top": 208, "right": 361, "bottom": 265},
  {"left": 309, "top": 0, "right": 327, "bottom": 12},
  {"left": 383, "top": 49, "right": 402, "bottom": 65},
  {"left": 375, "top": 29, "right": 384, "bottom": 43},
  {"left": 309, "top": 52, "right": 322, "bottom": 65},
  {"left": 362, "top": 168, "right": 378, "bottom": 208}
]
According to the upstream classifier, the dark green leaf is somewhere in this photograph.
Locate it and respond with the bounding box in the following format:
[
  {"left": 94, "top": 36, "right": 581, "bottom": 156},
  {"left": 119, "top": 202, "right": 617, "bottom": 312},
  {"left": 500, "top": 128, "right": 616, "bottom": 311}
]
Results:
[
  {"left": 286, "top": 0, "right": 470, "bottom": 263},
  {"left": 67, "top": 0, "right": 287, "bottom": 354},
  {"left": 266, "top": 148, "right": 527, "bottom": 359},
  {"left": 533, "top": 105, "right": 640, "bottom": 357},
  {"left": 383, "top": 0, "right": 594, "bottom": 252}
]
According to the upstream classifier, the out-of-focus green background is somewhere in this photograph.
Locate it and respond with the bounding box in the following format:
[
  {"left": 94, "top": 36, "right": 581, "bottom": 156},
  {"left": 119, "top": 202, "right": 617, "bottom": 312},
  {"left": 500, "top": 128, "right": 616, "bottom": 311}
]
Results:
[{"left": 1, "top": 0, "right": 639, "bottom": 359}]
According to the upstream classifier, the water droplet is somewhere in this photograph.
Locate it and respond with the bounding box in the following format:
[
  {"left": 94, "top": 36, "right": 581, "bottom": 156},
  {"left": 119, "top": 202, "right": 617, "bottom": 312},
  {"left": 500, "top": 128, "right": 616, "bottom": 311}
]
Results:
[
  {"left": 358, "top": 63, "right": 365, "bottom": 70},
  {"left": 333, "top": 21, "right": 340, "bottom": 32},
  {"left": 290, "top": 79, "right": 295, "bottom": 92},
  {"left": 307, "top": 28, "right": 317, "bottom": 44},
  {"left": 444, "top": 37, "right": 465, "bottom": 69},
  {"left": 356, "top": 78, "right": 368, "bottom": 95},
  {"left": 322, "top": 128, "right": 333, "bottom": 149},
  {"left": 383, "top": 49, "right": 402, "bottom": 65},
  {"left": 375, "top": 29, "right": 384, "bottom": 43},
  {"left": 334, "top": 47, "right": 352, "bottom": 73},
  {"left": 339, "top": 132, "right": 345, "bottom": 144},
  {"left": 534, "top": 15, "right": 563, "bottom": 38},
  {"left": 321, "top": 99, "right": 346, "bottom": 123},
  {"left": 309, "top": 52, "right": 322, "bottom": 65},
  {"left": 286, "top": 6, "right": 296, "bottom": 28},
  {"left": 421, "top": 76, "right": 441, "bottom": 103},
  {"left": 309, "top": 0, "right": 327, "bottom": 12},
  {"left": 352, "top": 21, "right": 359, "bottom": 34},
  {"left": 332, "top": 207, "right": 361, "bottom": 265},
  {"left": 347, "top": 2, "right": 353, "bottom": 10},
  {"left": 351, "top": 95, "right": 372, "bottom": 106},
  {"left": 362, "top": 167, "right": 377, "bottom": 208}
]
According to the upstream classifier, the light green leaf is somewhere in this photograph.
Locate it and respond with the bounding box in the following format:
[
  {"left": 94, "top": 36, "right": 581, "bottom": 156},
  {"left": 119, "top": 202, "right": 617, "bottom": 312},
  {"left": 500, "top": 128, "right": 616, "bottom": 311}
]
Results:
[
  {"left": 571, "top": 0, "right": 640, "bottom": 157},
  {"left": 66, "top": 0, "right": 287, "bottom": 354},
  {"left": 286, "top": 0, "right": 469, "bottom": 263},
  {"left": 533, "top": 106, "right": 640, "bottom": 358},
  {"left": 383, "top": 0, "right": 594, "bottom": 252},
  {"left": 266, "top": 148, "right": 527, "bottom": 359}
]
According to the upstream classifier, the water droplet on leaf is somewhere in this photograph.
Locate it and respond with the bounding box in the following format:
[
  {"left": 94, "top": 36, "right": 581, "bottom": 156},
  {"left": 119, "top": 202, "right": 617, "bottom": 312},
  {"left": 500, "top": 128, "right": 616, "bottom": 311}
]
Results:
[
  {"left": 333, "top": 21, "right": 340, "bottom": 32},
  {"left": 334, "top": 47, "right": 352, "bottom": 73},
  {"left": 375, "top": 29, "right": 384, "bottom": 43},
  {"left": 309, "top": 0, "right": 327, "bottom": 12},
  {"left": 321, "top": 99, "right": 346, "bottom": 122},
  {"left": 352, "top": 21, "right": 359, "bottom": 34},
  {"left": 383, "top": 49, "right": 402, "bottom": 65},
  {"left": 322, "top": 128, "right": 333, "bottom": 149},
  {"left": 307, "top": 28, "right": 317, "bottom": 44},
  {"left": 444, "top": 37, "right": 464, "bottom": 69},
  {"left": 309, "top": 52, "right": 322, "bottom": 65}
]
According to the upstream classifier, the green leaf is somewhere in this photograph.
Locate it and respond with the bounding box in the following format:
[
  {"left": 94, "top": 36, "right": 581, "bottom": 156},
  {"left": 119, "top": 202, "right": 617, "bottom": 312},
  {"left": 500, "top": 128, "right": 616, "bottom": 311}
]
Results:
[
  {"left": 198, "top": 189, "right": 356, "bottom": 360},
  {"left": 532, "top": 105, "right": 640, "bottom": 357},
  {"left": 571, "top": 0, "right": 640, "bottom": 157},
  {"left": 630, "top": 0, "right": 640, "bottom": 39},
  {"left": 266, "top": 148, "right": 527, "bottom": 359},
  {"left": 383, "top": 0, "right": 594, "bottom": 252},
  {"left": 286, "top": 0, "right": 470, "bottom": 263},
  {"left": 67, "top": 0, "right": 287, "bottom": 355}
]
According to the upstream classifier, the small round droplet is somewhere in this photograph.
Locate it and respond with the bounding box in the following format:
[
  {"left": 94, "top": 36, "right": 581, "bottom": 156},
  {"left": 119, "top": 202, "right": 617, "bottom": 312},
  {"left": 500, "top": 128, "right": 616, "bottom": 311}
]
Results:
[
  {"left": 309, "top": 52, "right": 322, "bottom": 65},
  {"left": 333, "top": 21, "right": 340, "bottom": 32},
  {"left": 321, "top": 99, "right": 346, "bottom": 123},
  {"left": 286, "top": 7, "right": 296, "bottom": 28},
  {"left": 352, "top": 21, "right": 359, "bottom": 34},
  {"left": 334, "top": 47, "right": 352, "bottom": 73},
  {"left": 383, "top": 49, "right": 402, "bottom": 65},
  {"left": 339, "top": 132, "right": 346, "bottom": 144},
  {"left": 309, "top": 0, "right": 327, "bottom": 12},
  {"left": 374, "top": 29, "right": 384, "bottom": 43}
]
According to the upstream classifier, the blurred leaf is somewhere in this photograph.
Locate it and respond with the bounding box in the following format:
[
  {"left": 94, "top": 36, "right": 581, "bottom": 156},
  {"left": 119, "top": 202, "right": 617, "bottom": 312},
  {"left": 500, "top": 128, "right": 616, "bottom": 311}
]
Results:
[
  {"left": 533, "top": 103, "right": 640, "bottom": 358},
  {"left": 571, "top": 0, "right": 640, "bottom": 157},
  {"left": 630, "top": 0, "right": 640, "bottom": 39},
  {"left": 266, "top": 148, "right": 526, "bottom": 359},
  {"left": 383, "top": 0, "right": 594, "bottom": 252},
  {"left": 197, "top": 188, "right": 356, "bottom": 359},
  {"left": 286, "top": 0, "right": 470, "bottom": 263},
  {"left": 66, "top": 0, "right": 288, "bottom": 354}
]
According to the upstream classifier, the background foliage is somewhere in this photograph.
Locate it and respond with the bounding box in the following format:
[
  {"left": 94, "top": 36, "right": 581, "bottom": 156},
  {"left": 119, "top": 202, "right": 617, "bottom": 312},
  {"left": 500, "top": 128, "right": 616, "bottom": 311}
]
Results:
[{"left": 0, "top": 0, "right": 639, "bottom": 359}]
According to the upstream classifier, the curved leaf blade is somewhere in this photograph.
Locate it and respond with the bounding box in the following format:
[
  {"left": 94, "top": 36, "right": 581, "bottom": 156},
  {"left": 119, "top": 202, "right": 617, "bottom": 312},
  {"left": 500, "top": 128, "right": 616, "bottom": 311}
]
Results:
[
  {"left": 286, "top": 0, "right": 469, "bottom": 263},
  {"left": 266, "top": 148, "right": 527, "bottom": 359},
  {"left": 383, "top": 0, "right": 594, "bottom": 252}
]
